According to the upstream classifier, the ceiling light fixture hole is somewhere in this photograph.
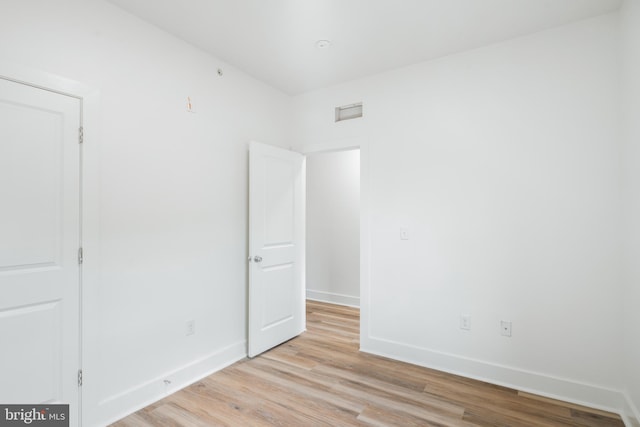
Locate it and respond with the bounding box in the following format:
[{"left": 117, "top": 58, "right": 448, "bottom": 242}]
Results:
[{"left": 315, "top": 40, "right": 331, "bottom": 49}]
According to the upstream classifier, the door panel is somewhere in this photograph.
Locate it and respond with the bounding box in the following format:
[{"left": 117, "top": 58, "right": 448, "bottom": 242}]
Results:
[
  {"left": 0, "top": 99, "right": 62, "bottom": 270},
  {"left": 261, "top": 263, "right": 294, "bottom": 328},
  {"left": 0, "top": 301, "right": 62, "bottom": 403},
  {"left": 264, "top": 156, "right": 295, "bottom": 244},
  {"left": 0, "top": 77, "right": 81, "bottom": 421},
  {"left": 248, "top": 141, "right": 304, "bottom": 358}
]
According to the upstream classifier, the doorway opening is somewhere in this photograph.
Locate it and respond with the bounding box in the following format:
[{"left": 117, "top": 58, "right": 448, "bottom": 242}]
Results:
[{"left": 305, "top": 148, "right": 360, "bottom": 326}]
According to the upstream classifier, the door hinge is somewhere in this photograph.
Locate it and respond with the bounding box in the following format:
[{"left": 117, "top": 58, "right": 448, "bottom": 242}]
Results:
[
  {"left": 78, "top": 247, "right": 83, "bottom": 265},
  {"left": 79, "top": 126, "right": 84, "bottom": 144},
  {"left": 78, "top": 369, "right": 83, "bottom": 387}
]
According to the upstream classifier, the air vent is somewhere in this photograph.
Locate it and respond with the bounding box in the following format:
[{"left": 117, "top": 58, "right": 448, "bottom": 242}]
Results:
[{"left": 335, "top": 103, "right": 363, "bottom": 122}]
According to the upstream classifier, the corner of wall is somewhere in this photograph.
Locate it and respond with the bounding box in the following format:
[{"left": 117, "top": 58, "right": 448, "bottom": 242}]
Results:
[
  {"left": 621, "top": 0, "right": 640, "bottom": 421},
  {"left": 622, "top": 392, "right": 640, "bottom": 427},
  {"left": 306, "top": 290, "right": 360, "bottom": 308}
]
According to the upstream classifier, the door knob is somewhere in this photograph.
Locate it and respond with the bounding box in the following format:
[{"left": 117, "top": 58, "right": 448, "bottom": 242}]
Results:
[{"left": 253, "top": 255, "right": 263, "bottom": 263}]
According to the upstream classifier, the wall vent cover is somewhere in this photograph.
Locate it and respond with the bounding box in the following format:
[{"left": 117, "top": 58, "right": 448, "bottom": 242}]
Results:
[{"left": 335, "top": 103, "right": 363, "bottom": 122}]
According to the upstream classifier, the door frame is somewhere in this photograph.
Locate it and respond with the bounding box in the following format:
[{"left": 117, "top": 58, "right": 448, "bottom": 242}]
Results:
[
  {"left": 0, "top": 61, "right": 100, "bottom": 427},
  {"left": 299, "top": 137, "right": 370, "bottom": 351}
]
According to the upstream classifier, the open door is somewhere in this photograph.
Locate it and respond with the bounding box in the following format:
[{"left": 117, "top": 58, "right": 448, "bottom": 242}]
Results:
[{"left": 248, "top": 141, "right": 305, "bottom": 358}]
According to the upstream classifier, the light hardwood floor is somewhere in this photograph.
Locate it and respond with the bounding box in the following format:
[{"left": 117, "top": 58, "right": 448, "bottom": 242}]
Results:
[{"left": 111, "top": 300, "right": 624, "bottom": 426}]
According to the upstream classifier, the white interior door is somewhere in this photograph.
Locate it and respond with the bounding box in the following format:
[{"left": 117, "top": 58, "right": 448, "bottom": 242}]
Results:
[
  {"left": 248, "top": 141, "right": 305, "bottom": 358},
  {"left": 0, "top": 78, "right": 81, "bottom": 422}
]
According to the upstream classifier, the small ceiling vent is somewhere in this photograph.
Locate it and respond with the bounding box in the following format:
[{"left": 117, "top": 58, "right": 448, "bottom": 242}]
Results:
[{"left": 335, "top": 103, "right": 363, "bottom": 122}]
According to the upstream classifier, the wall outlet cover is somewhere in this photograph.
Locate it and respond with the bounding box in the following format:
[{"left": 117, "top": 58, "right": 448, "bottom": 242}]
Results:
[
  {"left": 186, "top": 320, "right": 195, "bottom": 336},
  {"left": 460, "top": 315, "right": 471, "bottom": 330},
  {"left": 500, "top": 320, "right": 512, "bottom": 337}
]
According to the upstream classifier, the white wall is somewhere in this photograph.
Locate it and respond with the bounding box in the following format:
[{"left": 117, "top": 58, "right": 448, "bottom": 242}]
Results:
[
  {"left": 306, "top": 149, "right": 360, "bottom": 307},
  {"left": 621, "top": 0, "right": 640, "bottom": 422},
  {"left": 2, "top": 0, "right": 635, "bottom": 423},
  {"left": 293, "top": 13, "right": 625, "bottom": 411},
  {"left": 0, "top": 1, "right": 290, "bottom": 425}
]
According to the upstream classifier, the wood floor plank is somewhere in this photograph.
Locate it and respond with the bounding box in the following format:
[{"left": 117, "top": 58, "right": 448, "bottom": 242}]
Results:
[
  {"left": 111, "top": 300, "right": 624, "bottom": 427},
  {"left": 312, "top": 363, "right": 465, "bottom": 417},
  {"left": 213, "top": 365, "right": 364, "bottom": 426},
  {"left": 358, "top": 404, "right": 473, "bottom": 427},
  {"left": 517, "top": 392, "right": 623, "bottom": 420}
]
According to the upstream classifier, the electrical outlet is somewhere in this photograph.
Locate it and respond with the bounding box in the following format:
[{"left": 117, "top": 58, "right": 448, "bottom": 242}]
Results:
[
  {"left": 186, "top": 320, "right": 195, "bottom": 336},
  {"left": 500, "top": 320, "right": 512, "bottom": 337},
  {"left": 460, "top": 315, "right": 471, "bottom": 331}
]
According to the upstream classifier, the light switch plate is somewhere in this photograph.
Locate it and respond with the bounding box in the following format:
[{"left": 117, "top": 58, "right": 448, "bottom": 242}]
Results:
[{"left": 400, "top": 227, "right": 409, "bottom": 240}]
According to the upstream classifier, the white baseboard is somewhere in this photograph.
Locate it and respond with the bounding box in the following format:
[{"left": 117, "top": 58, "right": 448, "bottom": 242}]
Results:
[
  {"left": 361, "top": 335, "right": 628, "bottom": 418},
  {"left": 306, "top": 289, "right": 360, "bottom": 307},
  {"left": 97, "top": 340, "right": 246, "bottom": 426}
]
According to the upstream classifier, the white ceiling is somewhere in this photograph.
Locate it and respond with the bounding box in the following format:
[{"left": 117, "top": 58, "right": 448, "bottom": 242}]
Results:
[{"left": 107, "top": 0, "right": 622, "bottom": 95}]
